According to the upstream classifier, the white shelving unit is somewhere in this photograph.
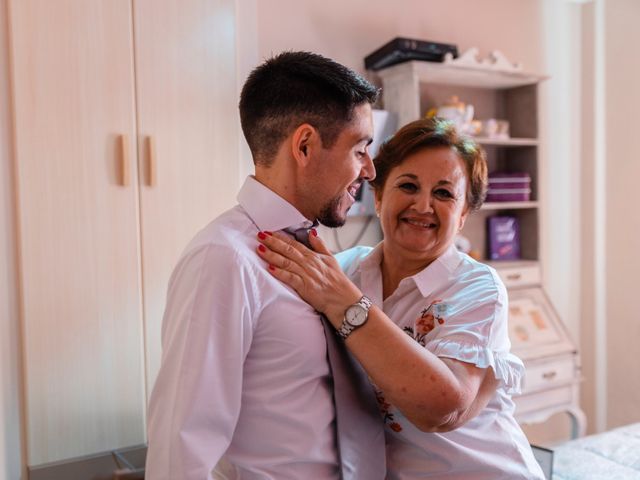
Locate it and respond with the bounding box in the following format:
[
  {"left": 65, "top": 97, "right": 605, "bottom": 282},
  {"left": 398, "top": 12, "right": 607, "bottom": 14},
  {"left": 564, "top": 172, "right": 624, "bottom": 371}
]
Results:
[
  {"left": 474, "top": 137, "right": 539, "bottom": 147},
  {"left": 377, "top": 60, "right": 586, "bottom": 440},
  {"left": 481, "top": 201, "right": 539, "bottom": 211}
]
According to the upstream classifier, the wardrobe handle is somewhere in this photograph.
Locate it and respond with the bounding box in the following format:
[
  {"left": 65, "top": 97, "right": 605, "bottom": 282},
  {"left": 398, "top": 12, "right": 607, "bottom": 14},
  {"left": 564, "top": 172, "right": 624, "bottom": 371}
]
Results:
[
  {"left": 147, "top": 136, "right": 157, "bottom": 187},
  {"left": 119, "top": 135, "right": 130, "bottom": 186}
]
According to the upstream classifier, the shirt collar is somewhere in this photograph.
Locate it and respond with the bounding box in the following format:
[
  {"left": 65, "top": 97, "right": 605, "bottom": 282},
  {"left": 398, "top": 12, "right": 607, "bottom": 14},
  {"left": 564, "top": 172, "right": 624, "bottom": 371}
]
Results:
[
  {"left": 358, "top": 243, "right": 385, "bottom": 307},
  {"left": 410, "top": 244, "right": 463, "bottom": 297},
  {"left": 237, "top": 176, "right": 314, "bottom": 232},
  {"left": 360, "top": 242, "right": 384, "bottom": 272},
  {"left": 358, "top": 243, "right": 463, "bottom": 300}
]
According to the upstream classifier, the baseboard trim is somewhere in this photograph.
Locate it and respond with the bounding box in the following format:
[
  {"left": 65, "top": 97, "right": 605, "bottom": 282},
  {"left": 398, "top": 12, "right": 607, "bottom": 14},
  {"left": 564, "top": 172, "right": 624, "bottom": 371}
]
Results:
[{"left": 28, "top": 445, "right": 146, "bottom": 480}]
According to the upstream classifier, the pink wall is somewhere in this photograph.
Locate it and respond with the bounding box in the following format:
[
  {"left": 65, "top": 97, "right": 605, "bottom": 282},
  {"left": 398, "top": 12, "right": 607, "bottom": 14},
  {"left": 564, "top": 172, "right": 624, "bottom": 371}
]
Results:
[
  {"left": 0, "top": 0, "right": 24, "bottom": 476},
  {"left": 256, "top": 0, "right": 545, "bottom": 76},
  {"left": 603, "top": 0, "right": 640, "bottom": 429}
]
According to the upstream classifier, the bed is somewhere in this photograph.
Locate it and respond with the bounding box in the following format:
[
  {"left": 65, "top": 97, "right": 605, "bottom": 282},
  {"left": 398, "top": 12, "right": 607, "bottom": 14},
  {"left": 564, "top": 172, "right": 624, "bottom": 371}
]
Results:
[{"left": 551, "top": 422, "right": 640, "bottom": 479}]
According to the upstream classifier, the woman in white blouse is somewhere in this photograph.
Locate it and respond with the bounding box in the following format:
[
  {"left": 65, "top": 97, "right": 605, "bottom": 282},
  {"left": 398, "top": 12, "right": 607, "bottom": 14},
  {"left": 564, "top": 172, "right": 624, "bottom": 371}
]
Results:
[{"left": 256, "top": 118, "right": 545, "bottom": 479}]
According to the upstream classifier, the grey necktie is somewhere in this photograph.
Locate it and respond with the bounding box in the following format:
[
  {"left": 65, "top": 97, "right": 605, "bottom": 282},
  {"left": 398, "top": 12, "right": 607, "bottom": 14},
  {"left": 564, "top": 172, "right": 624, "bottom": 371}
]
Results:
[
  {"left": 283, "top": 220, "right": 319, "bottom": 248},
  {"left": 284, "top": 224, "right": 386, "bottom": 478},
  {"left": 321, "top": 317, "right": 386, "bottom": 479}
]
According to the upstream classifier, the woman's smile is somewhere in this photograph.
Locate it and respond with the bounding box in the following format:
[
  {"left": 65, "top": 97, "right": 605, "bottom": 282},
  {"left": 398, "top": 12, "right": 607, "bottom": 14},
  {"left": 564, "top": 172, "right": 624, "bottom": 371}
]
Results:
[{"left": 400, "top": 216, "right": 439, "bottom": 229}]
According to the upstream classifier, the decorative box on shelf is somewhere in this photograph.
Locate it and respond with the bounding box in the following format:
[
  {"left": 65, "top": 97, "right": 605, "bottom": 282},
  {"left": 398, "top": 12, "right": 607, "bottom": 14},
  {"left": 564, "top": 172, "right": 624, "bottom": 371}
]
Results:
[
  {"left": 487, "top": 215, "right": 521, "bottom": 260},
  {"left": 487, "top": 172, "right": 532, "bottom": 202}
]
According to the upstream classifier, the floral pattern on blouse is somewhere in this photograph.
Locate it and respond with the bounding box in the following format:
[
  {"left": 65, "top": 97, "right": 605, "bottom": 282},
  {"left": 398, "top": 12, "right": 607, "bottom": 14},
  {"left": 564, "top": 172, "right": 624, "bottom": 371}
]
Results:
[
  {"left": 403, "top": 299, "right": 447, "bottom": 346},
  {"left": 375, "top": 388, "right": 402, "bottom": 432}
]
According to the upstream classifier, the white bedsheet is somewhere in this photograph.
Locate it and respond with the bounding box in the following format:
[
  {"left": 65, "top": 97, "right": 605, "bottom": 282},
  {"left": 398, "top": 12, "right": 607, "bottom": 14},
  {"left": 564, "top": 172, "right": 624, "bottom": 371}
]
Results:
[{"left": 553, "top": 422, "right": 640, "bottom": 479}]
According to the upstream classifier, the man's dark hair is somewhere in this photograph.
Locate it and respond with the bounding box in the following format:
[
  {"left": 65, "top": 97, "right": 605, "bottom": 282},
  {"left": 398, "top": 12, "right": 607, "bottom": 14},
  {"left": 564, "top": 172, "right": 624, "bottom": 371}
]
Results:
[{"left": 239, "top": 51, "right": 379, "bottom": 166}]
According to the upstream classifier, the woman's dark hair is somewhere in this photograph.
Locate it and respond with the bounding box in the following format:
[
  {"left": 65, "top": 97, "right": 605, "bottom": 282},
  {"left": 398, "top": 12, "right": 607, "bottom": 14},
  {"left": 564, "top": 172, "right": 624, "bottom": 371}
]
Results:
[
  {"left": 371, "top": 117, "right": 488, "bottom": 211},
  {"left": 239, "top": 51, "right": 379, "bottom": 165}
]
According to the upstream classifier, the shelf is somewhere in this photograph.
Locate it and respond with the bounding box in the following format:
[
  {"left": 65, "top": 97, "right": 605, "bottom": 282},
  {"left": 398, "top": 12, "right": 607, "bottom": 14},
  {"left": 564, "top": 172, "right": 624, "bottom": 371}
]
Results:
[
  {"left": 481, "top": 201, "right": 538, "bottom": 210},
  {"left": 377, "top": 60, "right": 547, "bottom": 89},
  {"left": 485, "top": 259, "right": 540, "bottom": 270},
  {"left": 473, "top": 137, "right": 538, "bottom": 147}
]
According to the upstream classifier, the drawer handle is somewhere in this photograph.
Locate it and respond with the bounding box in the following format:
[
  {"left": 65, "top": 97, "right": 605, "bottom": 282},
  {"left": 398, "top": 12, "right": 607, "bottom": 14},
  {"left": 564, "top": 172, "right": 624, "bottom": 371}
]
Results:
[
  {"left": 506, "top": 273, "right": 522, "bottom": 281},
  {"left": 119, "top": 134, "right": 130, "bottom": 186},
  {"left": 147, "top": 136, "right": 157, "bottom": 187},
  {"left": 542, "top": 371, "right": 557, "bottom": 380}
]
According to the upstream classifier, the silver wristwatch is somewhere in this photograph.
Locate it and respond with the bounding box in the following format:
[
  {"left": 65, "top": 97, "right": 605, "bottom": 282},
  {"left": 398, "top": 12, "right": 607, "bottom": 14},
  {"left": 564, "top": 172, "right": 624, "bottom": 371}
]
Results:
[{"left": 337, "top": 296, "right": 373, "bottom": 340}]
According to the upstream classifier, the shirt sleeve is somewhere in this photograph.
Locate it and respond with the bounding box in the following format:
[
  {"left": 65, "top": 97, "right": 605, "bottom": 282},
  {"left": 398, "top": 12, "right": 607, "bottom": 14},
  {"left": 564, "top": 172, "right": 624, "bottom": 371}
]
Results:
[
  {"left": 335, "top": 246, "right": 373, "bottom": 275},
  {"left": 145, "top": 243, "right": 260, "bottom": 479},
  {"left": 424, "top": 267, "right": 524, "bottom": 394}
]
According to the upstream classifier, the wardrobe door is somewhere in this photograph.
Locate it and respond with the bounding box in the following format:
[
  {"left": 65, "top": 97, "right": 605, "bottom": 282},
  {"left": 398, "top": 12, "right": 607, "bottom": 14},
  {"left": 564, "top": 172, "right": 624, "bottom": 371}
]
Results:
[
  {"left": 9, "top": 0, "right": 145, "bottom": 465},
  {"left": 133, "top": 0, "right": 241, "bottom": 391}
]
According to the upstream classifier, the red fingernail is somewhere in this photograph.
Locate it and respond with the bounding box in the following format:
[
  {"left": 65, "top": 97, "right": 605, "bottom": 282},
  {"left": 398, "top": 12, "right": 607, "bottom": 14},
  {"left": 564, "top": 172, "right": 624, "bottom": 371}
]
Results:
[
  {"left": 258, "top": 232, "right": 266, "bottom": 240},
  {"left": 311, "top": 228, "right": 318, "bottom": 237},
  {"left": 258, "top": 245, "right": 266, "bottom": 253},
  {"left": 265, "top": 231, "right": 273, "bottom": 236},
  {"left": 268, "top": 264, "right": 276, "bottom": 271}
]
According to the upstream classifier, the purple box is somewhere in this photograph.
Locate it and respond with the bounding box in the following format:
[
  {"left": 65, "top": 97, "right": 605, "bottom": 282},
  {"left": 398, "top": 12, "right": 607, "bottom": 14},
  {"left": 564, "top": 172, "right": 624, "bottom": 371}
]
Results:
[
  {"left": 486, "top": 190, "right": 531, "bottom": 202},
  {"left": 486, "top": 172, "right": 531, "bottom": 202},
  {"left": 488, "top": 172, "right": 531, "bottom": 187},
  {"left": 487, "top": 216, "right": 521, "bottom": 260}
]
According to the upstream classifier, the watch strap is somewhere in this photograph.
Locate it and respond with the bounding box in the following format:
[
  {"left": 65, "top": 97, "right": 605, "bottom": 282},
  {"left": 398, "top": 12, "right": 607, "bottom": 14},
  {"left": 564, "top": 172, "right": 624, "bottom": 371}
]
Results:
[{"left": 337, "top": 295, "right": 373, "bottom": 340}]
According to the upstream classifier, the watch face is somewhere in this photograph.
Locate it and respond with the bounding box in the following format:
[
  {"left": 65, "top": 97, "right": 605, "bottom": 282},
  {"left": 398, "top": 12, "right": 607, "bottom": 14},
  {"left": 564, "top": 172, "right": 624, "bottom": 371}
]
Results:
[{"left": 346, "top": 304, "right": 368, "bottom": 326}]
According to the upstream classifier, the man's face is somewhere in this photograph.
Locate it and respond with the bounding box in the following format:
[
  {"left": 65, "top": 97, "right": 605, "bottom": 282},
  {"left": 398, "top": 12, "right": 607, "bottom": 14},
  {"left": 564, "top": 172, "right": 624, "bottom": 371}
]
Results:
[{"left": 305, "top": 103, "right": 375, "bottom": 227}]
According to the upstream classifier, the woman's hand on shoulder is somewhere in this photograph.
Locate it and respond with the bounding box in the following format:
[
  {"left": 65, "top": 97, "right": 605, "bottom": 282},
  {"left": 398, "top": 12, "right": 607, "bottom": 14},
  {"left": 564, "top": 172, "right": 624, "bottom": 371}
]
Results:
[{"left": 256, "top": 230, "right": 361, "bottom": 319}]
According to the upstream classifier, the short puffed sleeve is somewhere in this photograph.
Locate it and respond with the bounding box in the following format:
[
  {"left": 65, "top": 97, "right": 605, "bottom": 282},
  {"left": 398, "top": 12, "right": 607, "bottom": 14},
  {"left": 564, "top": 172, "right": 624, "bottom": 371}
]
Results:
[{"left": 423, "top": 265, "right": 524, "bottom": 394}]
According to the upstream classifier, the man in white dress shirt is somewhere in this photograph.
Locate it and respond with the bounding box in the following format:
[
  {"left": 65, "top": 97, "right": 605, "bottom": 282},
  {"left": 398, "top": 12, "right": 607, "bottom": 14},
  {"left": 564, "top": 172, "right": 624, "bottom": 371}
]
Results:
[{"left": 145, "top": 52, "right": 386, "bottom": 479}]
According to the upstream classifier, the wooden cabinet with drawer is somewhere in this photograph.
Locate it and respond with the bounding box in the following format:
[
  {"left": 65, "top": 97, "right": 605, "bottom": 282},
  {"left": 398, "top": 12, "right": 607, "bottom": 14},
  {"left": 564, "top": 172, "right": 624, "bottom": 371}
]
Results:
[
  {"left": 523, "top": 354, "right": 576, "bottom": 393},
  {"left": 508, "top": 287, "right": 586, "bottom": 439},
  {"left": 490, "top": 260, "right": 541, "bottom": 289}
]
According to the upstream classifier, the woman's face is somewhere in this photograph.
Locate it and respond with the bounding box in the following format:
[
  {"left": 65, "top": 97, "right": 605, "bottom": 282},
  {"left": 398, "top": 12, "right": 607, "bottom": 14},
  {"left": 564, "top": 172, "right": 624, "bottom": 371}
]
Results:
[{"left": 375, "top": 146, "right": 469, "bottom": 266}]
